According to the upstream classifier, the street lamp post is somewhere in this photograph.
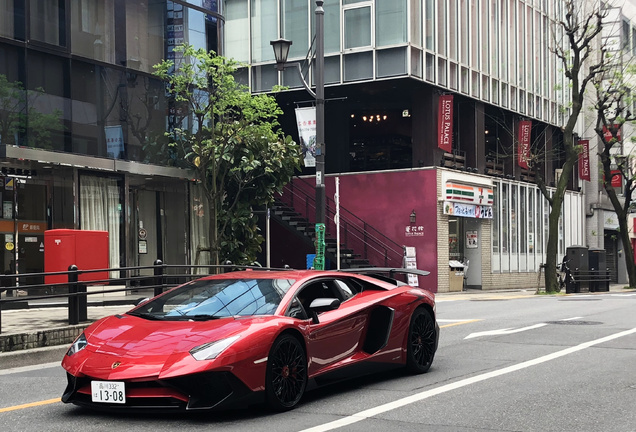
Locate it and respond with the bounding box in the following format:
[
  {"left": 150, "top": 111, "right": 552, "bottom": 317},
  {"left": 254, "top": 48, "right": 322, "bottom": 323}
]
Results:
[{"left": 271, "top": 0, "right": 326, "bottom": 270}]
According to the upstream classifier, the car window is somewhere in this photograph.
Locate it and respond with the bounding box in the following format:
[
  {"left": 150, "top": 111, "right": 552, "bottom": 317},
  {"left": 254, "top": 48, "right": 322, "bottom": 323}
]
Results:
[
  {"left": 334, "top": 279, "right": 360, "bottom": 301},
  {"left": 130, "top": 278, "right": 294, "bottom": 320},
  {"left": 286, "top": 297, "right": 308, "bottom": 320},
  {"left": 294, "top": 280, "right": 340, "bottom": 313}
]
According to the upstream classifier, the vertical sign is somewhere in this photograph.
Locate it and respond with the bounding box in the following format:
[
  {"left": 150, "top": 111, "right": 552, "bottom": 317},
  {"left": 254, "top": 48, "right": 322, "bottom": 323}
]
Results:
[
  {"left": 578, "top": 139, "right": 590, "bottom": 181},
  {"left": 403, "top": 246, "right": 419, "bottom": 287},
  {"left": 295, "top": 107, "right": 317, "bottom": 168},
  {"left": 437, "top": 95, "right": 454, "bottom": 152},
  {"left": 517, "top": 120, "right": 532, "bottom": 169},
  {"left": 104, "top": 125, "right": 124, "bottom": 159}
]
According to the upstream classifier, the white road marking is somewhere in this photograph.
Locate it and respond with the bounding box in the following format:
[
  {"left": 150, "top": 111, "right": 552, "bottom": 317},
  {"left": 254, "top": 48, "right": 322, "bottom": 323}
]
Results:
[
  {"left": 561, "top": 316, "right": 583, "bottom": 321},
  {"left": 0, "top": 362, "right": 60, "bottom": 376},
  {"left": 464, "top": 323, "right": 548, "bottom": 339},
  {"left": 299, "top": 327, "right": 636, "bottom": 432}
]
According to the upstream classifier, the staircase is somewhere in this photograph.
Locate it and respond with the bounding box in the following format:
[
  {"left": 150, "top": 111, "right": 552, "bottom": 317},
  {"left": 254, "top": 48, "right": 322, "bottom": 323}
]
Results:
[{"left": 272, "top": 177, "right": 404, "bottom": 269}]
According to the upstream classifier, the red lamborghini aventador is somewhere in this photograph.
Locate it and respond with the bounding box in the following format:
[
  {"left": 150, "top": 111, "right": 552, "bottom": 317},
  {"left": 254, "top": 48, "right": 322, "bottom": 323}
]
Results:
[{"left": 61, "top": 267, "right": 438, "bottom": 411}]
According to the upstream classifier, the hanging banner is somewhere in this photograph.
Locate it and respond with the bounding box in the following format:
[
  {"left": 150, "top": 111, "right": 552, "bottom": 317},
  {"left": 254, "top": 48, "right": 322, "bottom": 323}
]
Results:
[
  {"left": 578, "top": 139, "right": 590, "bottom": 181},
  {"left": 295, "top": 107, "right": 317, "bottom": 168},
  {"left": 437, "top": 95, "right": 454, "bottom": 152},
  {"left": 602, "top": 124, "right": 622, "bottom": 142},
  {"left": 104, "top": 125, "right": 125, "bottom": 159},
  {"left": 517, "top": 120, "right": 532, "bottom": 169}
]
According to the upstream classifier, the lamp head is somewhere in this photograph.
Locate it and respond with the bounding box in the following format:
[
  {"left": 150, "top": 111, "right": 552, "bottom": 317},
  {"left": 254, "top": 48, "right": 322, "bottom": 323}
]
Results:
[{"left": 270, "top": 38, "right": 293, "bottom": 71}]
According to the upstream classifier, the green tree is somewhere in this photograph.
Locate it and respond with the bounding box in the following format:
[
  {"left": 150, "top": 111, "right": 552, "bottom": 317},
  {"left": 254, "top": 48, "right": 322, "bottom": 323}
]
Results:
[
  {"left": 593, "top": 54, "right": 636, "bottom": 287},
  {"left": 153, "top": 44, "right": 301, "bottom": 266},
  {"left": 533, "top": 2, "right": 608, "bottom": 293},
  {"left": 0, "top": 74, "right": 63, "bottom": 148}
]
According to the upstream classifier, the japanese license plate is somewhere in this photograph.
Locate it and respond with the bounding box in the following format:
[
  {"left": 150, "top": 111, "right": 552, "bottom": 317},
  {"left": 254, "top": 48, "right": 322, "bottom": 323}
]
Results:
[{"left": 91, "top": 381, "right": 126, "bottom": 404}]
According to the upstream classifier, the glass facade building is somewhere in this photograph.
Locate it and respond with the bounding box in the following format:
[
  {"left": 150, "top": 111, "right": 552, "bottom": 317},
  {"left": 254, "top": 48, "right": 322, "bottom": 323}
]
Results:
[{"left": 0, "top": 1, "right": 222, "bottom": 280}]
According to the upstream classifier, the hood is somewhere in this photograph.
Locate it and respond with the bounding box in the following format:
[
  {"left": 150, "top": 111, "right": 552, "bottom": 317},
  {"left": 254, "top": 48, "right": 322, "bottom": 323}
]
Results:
[
  {"left": 77, "top": 314, "right": 257, "bottom": 380},
  {"left": 88, "top": 314, "right": 247, "bottom": 356}
]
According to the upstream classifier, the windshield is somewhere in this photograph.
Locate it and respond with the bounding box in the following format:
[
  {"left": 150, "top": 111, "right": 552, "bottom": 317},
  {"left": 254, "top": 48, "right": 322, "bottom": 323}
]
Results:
[{"left": 129, "top": 278, "right": 295, "bottom": 321}]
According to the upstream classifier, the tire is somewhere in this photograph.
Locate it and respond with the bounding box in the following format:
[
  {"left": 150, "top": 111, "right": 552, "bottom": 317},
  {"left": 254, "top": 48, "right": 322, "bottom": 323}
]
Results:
[
  {"left": 265, "top": 334, "right": 307, "bottom": 411},
  {"left": 405, "top": 307, "right": 436, "bottom": 374}
]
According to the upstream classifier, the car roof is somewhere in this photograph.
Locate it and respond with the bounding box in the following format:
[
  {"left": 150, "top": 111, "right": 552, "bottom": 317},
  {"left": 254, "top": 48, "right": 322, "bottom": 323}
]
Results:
[{"left": 195, "top": 269, "right": 351, "bottom": 281}]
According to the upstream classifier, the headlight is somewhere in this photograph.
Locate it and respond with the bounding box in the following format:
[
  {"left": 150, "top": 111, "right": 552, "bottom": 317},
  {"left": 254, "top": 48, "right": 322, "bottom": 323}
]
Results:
[
  {"left": 190, "top": 335, "right": 240, "bottom": 361},
  {"left": 66, "top": 333, "right": 88, "bottom": 356}
]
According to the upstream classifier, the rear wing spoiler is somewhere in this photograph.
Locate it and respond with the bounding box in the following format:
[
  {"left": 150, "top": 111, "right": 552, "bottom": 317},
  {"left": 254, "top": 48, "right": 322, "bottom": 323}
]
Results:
[{"left": 340, "top": 267, "right": 430, "bottom": 279}]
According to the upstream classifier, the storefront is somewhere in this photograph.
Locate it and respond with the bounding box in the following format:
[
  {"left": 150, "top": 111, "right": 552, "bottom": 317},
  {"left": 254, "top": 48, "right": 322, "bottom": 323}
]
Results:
[{"left": 441, "top": 172, "right": 494, "bottom": 290}]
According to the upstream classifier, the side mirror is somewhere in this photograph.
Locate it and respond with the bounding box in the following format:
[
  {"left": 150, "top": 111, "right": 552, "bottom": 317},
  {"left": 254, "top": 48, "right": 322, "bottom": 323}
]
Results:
[
  {"left": 308, "top": 298, "right": 340, "bottom": 324},
  {"left": 135, "top": 297, "right": 150, "bottom": 306}
]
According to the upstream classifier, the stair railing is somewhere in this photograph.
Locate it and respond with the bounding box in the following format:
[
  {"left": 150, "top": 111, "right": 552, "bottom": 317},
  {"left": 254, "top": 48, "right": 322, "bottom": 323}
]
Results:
[{"left": 279, "top": 177, "right": 404, "bottom": 268}]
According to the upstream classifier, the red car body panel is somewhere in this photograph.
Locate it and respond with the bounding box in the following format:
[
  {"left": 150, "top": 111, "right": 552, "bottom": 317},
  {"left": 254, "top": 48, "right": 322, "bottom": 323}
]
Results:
[{"left": 61, "top": 269, "right": 437, "bottom": 410}]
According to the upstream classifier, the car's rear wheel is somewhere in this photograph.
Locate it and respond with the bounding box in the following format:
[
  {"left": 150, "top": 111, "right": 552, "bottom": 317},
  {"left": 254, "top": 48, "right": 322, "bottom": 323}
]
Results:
[
  {"left": 406, "top": 307, "right": 436, "bottom": 374},
  {"left": 265, "top": 334, "right": 307, "bottom": 410}
]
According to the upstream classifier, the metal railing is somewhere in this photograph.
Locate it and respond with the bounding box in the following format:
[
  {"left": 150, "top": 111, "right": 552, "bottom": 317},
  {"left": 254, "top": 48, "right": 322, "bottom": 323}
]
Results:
[
  {"left": 279, "top": 176, "right": 404, "bottom": 268},
  {"left": 0, "top": 261, "right": 238, "bottom": 334}
]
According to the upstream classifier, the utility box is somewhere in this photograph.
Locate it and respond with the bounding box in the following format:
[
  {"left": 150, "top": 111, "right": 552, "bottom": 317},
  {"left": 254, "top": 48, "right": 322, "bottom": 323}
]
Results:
[
  {"left": 44, "top": 229, "right": 109, "bottom": 284},
  {"left": 449, "top": 260, "right": 465, "bottom": 292}
]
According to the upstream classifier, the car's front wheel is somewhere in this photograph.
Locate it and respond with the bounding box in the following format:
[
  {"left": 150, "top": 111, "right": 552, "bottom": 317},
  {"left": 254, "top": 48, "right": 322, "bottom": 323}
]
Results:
[
  {"left": 265, "top": 334, "right": 307, "bottom": 410},
  {"left": 405, "top": 307, "right": 436, "bottom": 374}
]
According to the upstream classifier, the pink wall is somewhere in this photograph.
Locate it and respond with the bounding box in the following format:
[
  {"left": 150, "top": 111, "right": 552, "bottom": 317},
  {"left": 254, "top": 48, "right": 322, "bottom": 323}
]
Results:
[{"left": 322, "top": 169, "right": 439, "bottom": 291}]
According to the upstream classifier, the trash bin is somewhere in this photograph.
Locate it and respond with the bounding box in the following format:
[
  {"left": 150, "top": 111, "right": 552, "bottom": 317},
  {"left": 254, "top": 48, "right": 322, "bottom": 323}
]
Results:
[
  {"left": 588, "top": 248, "right": 608, "bottom": 292},
  {"left": 449, "top": 260, "right": 465, "bottom": 292},
  {"left": 565, "top": 246, "right": 589, "bottom": 293}
]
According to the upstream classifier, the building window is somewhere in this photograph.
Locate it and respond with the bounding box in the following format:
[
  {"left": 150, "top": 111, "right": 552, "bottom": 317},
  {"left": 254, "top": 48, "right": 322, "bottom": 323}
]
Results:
[
  {"left": 251, "top": 0, "right": 277, "bottom": 62},
  {"left": 226, "top": 0, "right": 249, "bottom": 62},
  {"left": 344, "top": 6, "right": 371, "bottom": 49},
  {"left": 376, "top": 0, "right": 407, "bottom": 47},
  {"left": 71, "top": 0, "right": 115, "bottom": 64},
  {"left": 325, "top": 0, "right": 341, "bottom": 54},
  {"left": 410, "top": 0, "right": 422, "bottom": 47},
  {"left": 437, "top": 0, "right": 446, "bottom": 55},
  {"left": 491, "top": 180, "right": 582, "bottom": 273},
  {"left": 29, "top": 0, "right": 66, "bottom": 47},
  {"left": 125, "top": 1, "right": 165, "bottom": 74},
  {"left": 425, "top": 0, "right": 434, "bottom": 50},
  {"left": 282, "top": 0, "right": 309, "bottom": 59}
]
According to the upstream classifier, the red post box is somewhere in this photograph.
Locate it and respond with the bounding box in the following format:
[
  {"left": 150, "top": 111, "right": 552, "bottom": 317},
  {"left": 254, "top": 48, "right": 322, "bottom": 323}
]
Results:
[{"left": 44, "top": 229, "right": 109, "bottom": 284}]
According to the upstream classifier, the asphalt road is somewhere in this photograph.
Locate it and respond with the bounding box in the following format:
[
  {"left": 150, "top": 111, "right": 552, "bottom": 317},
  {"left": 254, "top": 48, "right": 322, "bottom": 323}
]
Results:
[{"left": 1, "top": 291, "right": 635, "bottom": 432}]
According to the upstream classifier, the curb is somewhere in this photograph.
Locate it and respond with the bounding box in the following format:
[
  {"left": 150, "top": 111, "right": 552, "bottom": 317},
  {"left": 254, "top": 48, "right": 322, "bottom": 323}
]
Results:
[{"left": 0, "top": 345, "right": 68, "bottom": 369}]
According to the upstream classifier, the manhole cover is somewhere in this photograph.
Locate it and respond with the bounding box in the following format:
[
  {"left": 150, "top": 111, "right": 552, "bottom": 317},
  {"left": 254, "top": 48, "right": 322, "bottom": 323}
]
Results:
[{"left": 545, "top": 320, "right": 602, "bottom": 326}]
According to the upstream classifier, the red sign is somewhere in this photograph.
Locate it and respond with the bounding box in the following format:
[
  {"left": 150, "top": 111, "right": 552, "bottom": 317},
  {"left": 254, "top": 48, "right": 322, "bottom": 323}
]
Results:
[
  {"left": 602, "top": 124, "right": 622, "bottom": 142},
  {"left": 611, "top": 170, "right": 622, "bottom": 188},
  {"left": 578, "top": 139, "right": 590, "bottom": 181},
  {"left": 437, "top": 95, "right": 454, "bottom": 152},
  {"left": 517, "top": 120, "right": 532, "bottom": 169}
]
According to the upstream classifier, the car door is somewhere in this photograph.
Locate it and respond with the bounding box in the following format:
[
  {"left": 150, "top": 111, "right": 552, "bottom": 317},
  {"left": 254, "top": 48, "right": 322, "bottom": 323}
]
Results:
[{"left": 298, "top": 278, "right": 368, "bottom": 375}]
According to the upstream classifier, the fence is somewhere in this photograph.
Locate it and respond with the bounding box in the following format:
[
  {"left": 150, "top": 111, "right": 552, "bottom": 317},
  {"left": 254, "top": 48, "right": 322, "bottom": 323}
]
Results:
[{"left": 0, "top": 260, "right": 237, "bottom": 335}]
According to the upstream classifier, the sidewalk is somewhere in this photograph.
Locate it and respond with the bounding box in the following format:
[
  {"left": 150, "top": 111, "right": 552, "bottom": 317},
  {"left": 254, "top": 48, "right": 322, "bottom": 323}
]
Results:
[{"left": 0, "top": 284, "right": 633, "bottom": 368}]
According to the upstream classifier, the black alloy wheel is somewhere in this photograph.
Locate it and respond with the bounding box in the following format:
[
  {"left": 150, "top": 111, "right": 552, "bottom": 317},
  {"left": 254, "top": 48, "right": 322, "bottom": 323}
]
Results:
[
  {"left": 265, "top": 334, "right": 307, "bottom": 410},
  {"left": 406, "top": 307, "right": 436, "bottom": 374}
]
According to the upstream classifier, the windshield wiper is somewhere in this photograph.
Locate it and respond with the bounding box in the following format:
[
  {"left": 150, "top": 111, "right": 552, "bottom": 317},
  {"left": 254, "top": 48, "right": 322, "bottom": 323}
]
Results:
[
  {"left": 187, "top": 314, "right": 222, "bottom": 321},
  {"left": 127, "top": 312, "right": 163, "bottom": 321}
]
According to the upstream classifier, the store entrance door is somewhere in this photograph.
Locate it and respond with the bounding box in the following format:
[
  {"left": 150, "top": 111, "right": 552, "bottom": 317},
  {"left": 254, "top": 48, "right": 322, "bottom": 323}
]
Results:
[
  {"left": 1, "top": 178, "right": 47, "bottom": 293},
  {"left": 463, "top": 218, "right": 482, "bottom": 289},
  {"left": 449, "top": 216, "right": 482, "bottom": 289}
]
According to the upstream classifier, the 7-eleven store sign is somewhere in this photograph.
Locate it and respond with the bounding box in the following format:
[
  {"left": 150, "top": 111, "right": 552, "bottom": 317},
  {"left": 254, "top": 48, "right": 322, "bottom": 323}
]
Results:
[{"left": 445, "top": 183, "right": 494, "bottom": 205}]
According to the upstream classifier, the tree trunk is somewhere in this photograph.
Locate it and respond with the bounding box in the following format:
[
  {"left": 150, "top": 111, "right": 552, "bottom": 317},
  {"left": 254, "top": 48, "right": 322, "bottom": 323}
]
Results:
[{"left": 543, "top": 141, "right": 577, "bottom": 293}]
